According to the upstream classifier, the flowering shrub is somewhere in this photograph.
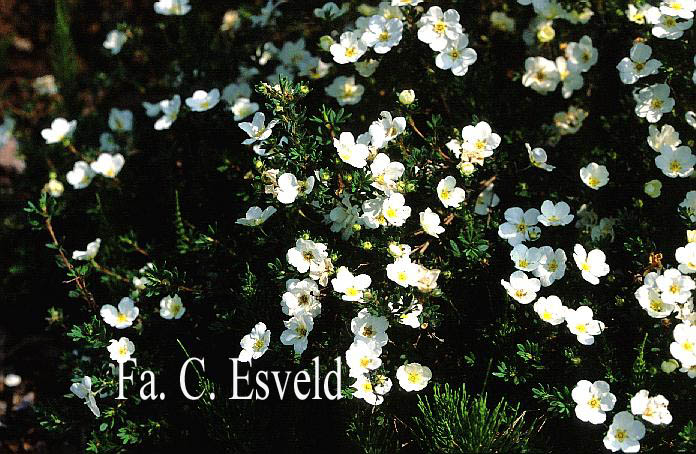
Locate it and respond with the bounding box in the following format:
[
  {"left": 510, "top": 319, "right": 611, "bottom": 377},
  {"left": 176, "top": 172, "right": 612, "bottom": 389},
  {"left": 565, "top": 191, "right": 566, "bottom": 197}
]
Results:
[{"left": 2, "top": 0, "right": 696, "bottom": 452}]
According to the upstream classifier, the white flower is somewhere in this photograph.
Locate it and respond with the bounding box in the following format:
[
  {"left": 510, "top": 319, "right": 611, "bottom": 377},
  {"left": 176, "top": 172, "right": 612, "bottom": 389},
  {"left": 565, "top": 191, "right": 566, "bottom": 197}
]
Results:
[
  {"left": 415, "top": 265, "right": 440, "bottom": 293},
  {"left": 501, "top": 271, "right": 540, "bottom": 305},
  {"left": 354, "top": 59, "right": 379, "bottom": 77},
  {"left": 460, "top": 121, "right": 500, "bottom": 164},
  {"left": 143, "top": 101, "right": 161, "bottom": 118},
  {"left": 66, "top": 161, "right": 96, "bottom": 189},
  {"left": 603, "top": 411, "right": 646, "bottom": 453},
  {"left": 382, "top": 192, "right": 411, "bottom": 226},
  {"left": 661, "top": 0, "right": 696, "bottom": 19},
  {"left": 154, "top": 95, "right": 181, "bottom": 130},
  {"left": 655, "top": 145, "right": 695, "bottom": 178},
  {"left": 566, "top": 35, "right": 598, "bottom": 73},
  {"left": 351, "top": 308, "right": 389, "bottom": 348},
  {"left": 154, "top": 0, "right": 191, "bottom": 16},
  {"left": 41, "top": 118, "right": 76, "bottom": 144},
  {"left": 328, "top": 195, "right": 360, "bottom": 240},
  {"left": 435, "top": 35, "right": 477, "bottom": 76},
  {"left": 325, "top": 76, "right": 365, "bottom": 106},
  {"left": 419, "top": 208, "right": 445, "bottom": 238},
  {"left": 280, "top": 312, "right": 314, "bottom": 354},
  {"left": 580, "top": 162, "right": 609, "bottom": 190},
  {"left": 647, "top": 124, "right": 681, "bottom": 152},
  {"left": 185, "top": 89, "right": 220, "bottom": 112},
  {"left": 437, "top": 176, "right": 466, "bottom": 208},
  {"left": 281, "top": 278, "right": 321, "bottom": 317},
  {"left": 351, "top": 374, "right": 386, "bottom": 405},
  {"left": 534, "top": 295, "right": 567, "bottom": 325},
  {"left": 330, "top": 31, "right": 367, "bottom": 64},
  {"left": 238, "top": 322, "right": 271, "bottom": 363},
  {"left": 626, "top": 3, "right": 653, "bottom": 23},
  {"left": 100, "top": 297, "right": 139, "bottom": 329},
  {"left": 497, "top": 207, "right": 541, "bottom": 246},
  {"left": 236, "top": 206, "right": 277, "bottom": 226},
  {"left": 510, "top": 244, "right": 542, "bottom": 272},
  {"left": 533, "top": 246, "right": 567, "bottom": 286},
  {"left": 368, "top": 111, "right": 406, "bottom": 149},
  {"left": 387, "top": 257, "right": 421, "bottom": 287},
  {"left": 526, "top": 143, "right": 555, "bottom": 171},
  {"left": 396, "top": 363, "right": 432, "bottom": 391},
  {"left": 286, "top": 238, "right": 329, "bottom": 274},
  {"left": 572, "top": 379, "right": 616, "bottom": 424},
  {"left": 313, "top": 2, "right": 349, "bottom": 19},
  {"left": 331, "top": 266, "right": 371, "bottom": 302},
  {"left": 276, "top": 172, "right": 314, "bottom": 204},
  {"left": 634, "top": 83, "right": 675, "bottom": 123},
  {"left": 103, "top": 30, "right": 127, "bottom": 55},
  {"left": 160, "top": 294, "right": 186, "bottom": 319},
  {"left": 221, "top": 82, "right": 252, "bottom": 104},
  {"left": 630, "top": 390, "right": 672, "bottom": 425},
  {"left": 656, "top": 268, "right": 695, "bottom": 304},
  {"left": 370, "top": 153, "right": 404, "bottom": 192},
  {"left": 671, "top": 323, "right": 696, "bottom": 367},
  {"left": 475, "top": 185, "right": 500, "bottom": 215},
  {"left": 566, "top": 306, "right": 605, "bottom": 345},
  {"left": 390, "top": 299, "right": 423, "bottom": 328},
  {"left": 230, "top": 98, "right": 259, "bottom": 121},
  {"left": 346, "top": 340, "right": 382, "bottom": 377},
  {"left": 72, "top": 238, "right": 101, "bottom": 261},
  {"left": 617, "top": 43, "right": 662, "bottom": 85},
  {"left": 91, "top": 153, "right": 125, "bottom": 178},
  {"left": 361, "top": 16, "right": 403, "bottom": 54},
  {"left": 538, "top": 200, "right": 574, "bottom": 226},
  {"left": 522, "top": 57, "right": 560, "bottom": 95},
  {"left": 647, "top": 9, "right": 694, "bottom": 39},
  {"left": 108, "top": 108, "right": 133, "bottom": 133},
  {"left": 681, "top": 190, "right": 696, "bottom": 222},
  {"left": 676, "top": 242, "right": 696, "bottom": 274},
  {"left": 334, "top": 132, "right": 370, "bottom": 168},
  {"left": 573, "top": 244, "right": 610, "bottom": 285},
  {"left": 107, "top": 337, "right": 135, "bottom": 364},
  {"left": 417, "top": 6, "right": 463, "bottom": 52},
  {"left": 239, "top": 112, "right": 278, "bottom": 145},
  {"left": 555, "top": 56, "right": 584, "bottom": 99},
  {"left": 635, "top": 286, "right": 675, "bottom": 318},
  {"left": 392, "top": 0, "right": 422, "bottom": 5},
  {"left": 70, "top": 376, "right": 100, "bottom": 417},
  {"left": 686, "top": 110, "right": 696, "bottom": 128}
]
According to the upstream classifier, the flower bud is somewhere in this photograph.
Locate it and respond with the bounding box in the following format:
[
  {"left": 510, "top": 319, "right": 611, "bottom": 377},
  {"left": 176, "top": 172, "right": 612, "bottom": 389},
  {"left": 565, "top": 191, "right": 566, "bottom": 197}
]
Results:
[
  {"left": 44, "top": 179, "right": 64, "bottom": 197},
  {"left": 537, "top": 22, "right": 555, "bottom": 43},
  {"left": 319, "top": 35, "right": 335, "bottom": 52},
  {"left": 661, "top": 359, "right": 679, "bottom": 373},
  {"left": 644, "top": 180, "right": 662, "bottom": 198},
  {"left": 398, "top": 89, "right": 415, "bottom": 105}
]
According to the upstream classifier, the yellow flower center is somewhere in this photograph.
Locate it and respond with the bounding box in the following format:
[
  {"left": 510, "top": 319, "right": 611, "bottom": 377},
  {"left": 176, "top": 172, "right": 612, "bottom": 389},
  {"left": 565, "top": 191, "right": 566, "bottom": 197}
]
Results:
[
  {"left": 518, "top": 259, "right": 529, "bottom": 268},
  {"left": 433, "top": 21, "right": 447, "bottom": 34},
  {"left": 588, "top": 176, "right": 600, "bottom": 187},
  {"left": 615, "top": 429, "right": 628, "bottom": 442},
  {"left": 117, "top": 313, "right": 129, "bottom": 323},
  {"left": 407, "top": 371, "right": 421, "bottom": 383},
  {"left": 669, "top": 283, "right": 679, "bottom": 294},
  {"left": 302, "top": 251, "right": 314, "bottom": 261},
  {"left": 386, "top": 208, "right": 397, "bottom": 218},
  {"left": 581, "top": 262, "right": 591, "bottom": 272},
  {"left": 670, "top": 161, "right": 682, "bottom": 173},
  {"left": 296, "top": 325, "right": 307, "bottom": 337},
  {"left": 359, "top": 358, "right": 370, "bottom": 368},
  {"left": 588, "top": 396, "right": 600, "bottom": 409},
  {"left": 650, "top": 300, "right": 663, "bottom": 311},
  {"left": 548, "top": 261, "right": 558, "bottom": 272},
  {"left": 118, "top": 345, "right": 128, "bottom": 356},
  {"left": 634, "top": 62, "right": 645, "bottom": 71},
  {"left": 253, "top": 339, "right": 265, "bottom": 351},
  {"left": 542, "top": 311, "right": 552, "bottom": 320},
  {"left": 362, "top": 326, "right": 374, "bottom": 337},
  {"left": 345, "top": 47, "right": 357, "bottom": 58},
  {"left": 379, "top": 31, "right": 389, "bottom": 42},
  {"left": 516, "top": 222, "right": 527, "bottom": 233},
  {"left": 346, "top": 287, "right": 359, "bottom": 297},
  {"left": 684, "top": 341, "right": 694, "bottom": 352},
  {"left": 576, "top": 324, "right": 587, "bottom": 333},
  {"left": 362, "top": 382, "right": 373, "bottom": 392},
  {"left": 397, "top": 271, "right": 408, "bottom": 282},
  {"left": 651, "top": 98, "right": 663, "bottom": 109},
  {"left": 514, "top": 289, "right": 526, "bottom": 298}
]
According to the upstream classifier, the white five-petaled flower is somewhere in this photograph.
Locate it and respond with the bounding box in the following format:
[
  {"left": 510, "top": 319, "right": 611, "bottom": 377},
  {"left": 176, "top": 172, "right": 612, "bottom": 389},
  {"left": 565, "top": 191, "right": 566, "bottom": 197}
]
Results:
[
  {"left": 580, "top": 162, "right": 609, "bottom": 190},
  {"left": 91, "top": 153, "right": 125, "bottom": 178},
  {"left": 648, "top": 124, "right": 680, "bottom": 152},
  {"left": 572, "top": 379, "right": 616, "bottom": 424},
  {"left": 555, "top": 56, "right": 584, "bottom": 99},
  {"left": 676, "top": 242, "right": 696, "bottom": 274},
  {"left": 276, "top": 172, "right": 315, "bottom": 204},
  {"left": 566, "top": 35, "right": 598, "bottom": 73},
  {"left": 671, "top": 323, "right": 696, "bottom": 367},
  {"left": 72, "top": 238, "right": 101, "bottom": 261},
  {"left": 510, "top": 244, "right": 542, "bottom": 272},
  {"left": 108, "top": 108, "right": 133, "bottom": 133},
  {"left": 655, "top": 145, "right": 695, "bottom": 178},
  {"left": 236, "top": 206, "right": 277, "bottom": 226},
  {"left": 185, "top": 89, "right": 220, "bottom": 112},
  {"left": 282, "top": 278, "right": 321, "bottom": 317},
  {"left": 70, "top": 376, "right": 100, "bottom": 417},
  {"left": 334, "top": 132, "right": 370, "bottom": 168},
  {"left": 646, "top": 7, "right": 694, "bottom": 39},
  {"left": 459, "top": 121, "right": 500, "bottom": 164},
  {"left": 370, "top": 153, "right": 404, "bottom": 192},
  {"left": 346, "top": 340, "right": 382, "bottom": 378},
  {"left": 565, "top": 306, "right": 605, "bottom": 345},
  {"left": 660, "top": 0, "right": 696, "bottom": 19},
  {"left": 368, "top": 111, "right": 406, "bottom": 149},
  {"left": 230, "top": 98, "right": 259, "bottom": 121},
  {"left": 154, "top": 0, "right": 191, "bottom": 16},
  {"left": 538, "top": 200, "right": 574, "bottom": 226},
  {"left": 656, "top": 268, "right": 695, "bottom": 304},
  {"left": 630, "top": 390, "right": 672, "bottom": 425},
  {"left": 387, "top": 257, "right": 421, "bottom": 288},
  {"left": 501, "top": 270, "right": 541, "bottom": 305},
  {"left": 526, "top": 143, "right": 555, "bottom": 171},
  {"left": 107, "top": 337, "right": 135, "bottom": 364},
  {"left": 396, "top": 362, "right": 432, "bottom": 392},
  {"left": 351, "top": 308, "right": 389, "bottom": 348},
  {"left": 239, "top": 112, "right": 278, "bottom": 145},
  {"left": 101, "top": 297, "right": 139, "bottom": 329},
  {"left": 103, "top": 30, "right": 127, "bottom": 55},
  {"left": 617, "top": 43, "right": 662, "bottom": 85},
  {"left": 497, "top": 207, "right": 541, "bottom": 246},
  {"left": 238, "top": 322, "right": 271, "bottom": 363},
  {"left": 41, "top": 118, "right": 76, "bottom": 144},
  {"left": 160, "top": 294, "right": 186, "bottom": 319},
  {"left": 286, "top": 238, "right": 328, "bottom": 274},
  {"left": 634, "top": 83, "right": 675, "bottom": 123},
  {"left": 154, "top": 95, "right": 181, "bottom": 130},
  {"left": 66, "top": 161, "right": 95, "bottom": 190},
  {"left": 330, "top": 31, "right": 367, "bottom": 64},
  {"left": 534, "top": 295, "right": 567, "bottom": 325},
  {"left": 420, "top": 208, "right": 445, "bottom": 238},
  {"left": 324, "top": 76, "right": 365, "bottom": 105},
  {"left": 361, "top": 16, "right": 403, "bottom": 54},
  {"left": 522, "top": 56, "right": 560, "bottom": 95},
  {"left": 417, "top": 6, "right": 463, "bottom": 52},
  {"left": 603, "top": 411, "right": 646, "bottom": 453},
  {"left": 331, "top": 266, "right": 372, "bottom": 302},
  {"left": 573, "top": 244, "right": 610, "bottom": 285},
  {"left": 435, "top": 35, "right": 477, "bottom": 76},
  {"left": 280, "top": 312, "right": 314, "bottom": 354},
  {"left": 635, "top": 285, "right": 675, "bottom": 318},
  {"left": 437, "top": 176, "right": 466, "bottom": 208},
  {"left": 533, "top": 246, "right": 567, "bottom": 286},
  {"left": 382, "top": 192, "right": 411, "bottom": 226}
]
